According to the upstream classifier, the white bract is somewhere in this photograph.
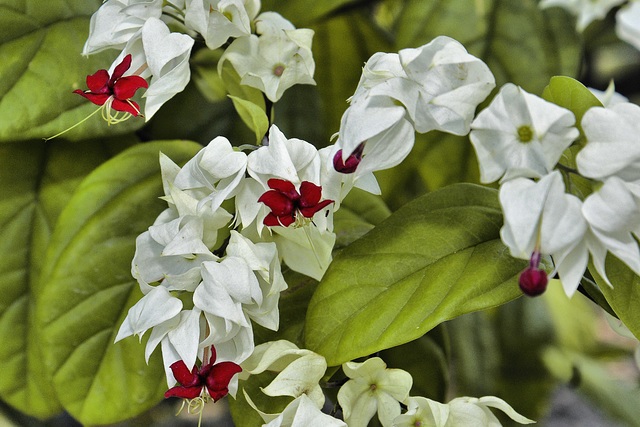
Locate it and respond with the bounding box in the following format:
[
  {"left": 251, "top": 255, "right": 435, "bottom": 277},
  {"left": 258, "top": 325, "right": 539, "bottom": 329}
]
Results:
[
  {"left": 617, "top": 1, "right": 640, "bottom": 51},
  {"left": 336, "top": 36, "right": 494, "bottom": 176},
  {"left": 220, "top": 16, "right": 316, "bottom": 102},
  {"left": 337, "top": 357, "right": 413, "bottom": 427},
  {"left": 185, "top": 0, "right": 261, "bottom": 49},
  {"left": 470, "top": 83, "right": 579, "bottom": 183},
  {"left": 82, "top": 0, "right": 163, "bottom": 55},
  {"left": 393, "top": 395, "right": 534, "bottom": 426},
  {"left": 173, "top": 136, "right": 248, "bottom": 212},
  {"left": 500, "top": 172, "right": 588, "bottom": 296},
  {"left": 539, "top": 0, "right": 625, "bottom": 32},
  {"left": 238, "top": 125, "right": 337, "bottom": 280},
  {"left": 577, "top": 103, "right": 640, "bottom": 182},
  {"left": 241, "top": 340, "right": 328, "bottom": 408},
  {"left": 194, "top": 231, "right": 286, "bottom": 363},
  {"left": 261, "top": 395, "right": 347, "bottom": 427}
]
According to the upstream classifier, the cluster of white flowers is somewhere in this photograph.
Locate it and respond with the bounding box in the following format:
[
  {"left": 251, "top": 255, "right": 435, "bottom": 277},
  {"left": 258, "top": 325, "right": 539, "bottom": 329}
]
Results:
[
  {"left": 469, "top": 81, "right": 640, "bottom": 297},
  {"left": 240, "top": 340, "right": 533, "bottom": 427},
  {"left": 83, "top": 0, "right": 640, "bottom": 423},
  {"left": 82, "top": 0, "right": 316, "bottom": 119},
  {"left": 539, "top": 0, "right": 640, "bottom": 52}
]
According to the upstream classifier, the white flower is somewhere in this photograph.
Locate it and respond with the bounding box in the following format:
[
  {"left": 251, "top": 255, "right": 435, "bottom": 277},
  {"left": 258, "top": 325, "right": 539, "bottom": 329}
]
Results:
[
  {"left": 336, "top": 36, "right": 494, "bottom": 176},
  {"left": 577, "top": 103, "right": 640, "bottom": 182},
  {"left": 499, "top": 172, "right": 588, "bottom": 296},
  {"left": 581, "top": 176, "right": 640, "bottom": 285},
  {"left": 184, "top": 0, "right": 260, "bottom": 49},
  {"left": 82, "top": 0, "right": 163, "bottom": 55},
  {"left": 114, "top": 285, "right": 183, "bottom": 343},
  {"left": 131, "top": 214, "right": 221, "bottom": 293},
  {"left": 261, "top": 395, "right": 346, "bottom": 427},
  {"left": 173, "top": 136, "right": 248, "bottom": 213},
  {"left": 241, "top": 340, "right": 328, "bottom": 408},
  {"left": 220, "top": 21, "right": 316, "bottom": 102},
  {"left": 193, "top": 232, "right": 288, "bottom": 363},
  {"left": 337, "top": 357, "right": 412, "bottom": 427},
  {"left": 617, "top": 1, "right": 640, "bottom": 51},
  {"left": 588, "top": 81, "right": 628, "bottom": 107},
  {"left": 109, "top": 17, "right": 194, "bottom": 120},
  {"left": 539, "top": 0, "right": 625, "bottom": 32},
  {"left": 394, "top": 395, "right": 534, "bottom": 426},
  {"left": 470, "top": 83, "right": 579, "bottom": 183}
]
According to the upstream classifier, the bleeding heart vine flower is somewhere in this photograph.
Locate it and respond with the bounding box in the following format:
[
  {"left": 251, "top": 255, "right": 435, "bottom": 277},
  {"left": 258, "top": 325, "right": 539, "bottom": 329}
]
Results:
[
  {"left": 73, "top": 54, "right": 148, "bottom": 121},
  {"left": 165, "top": 345, "right": 242, "bottom": 400},
  {"left": 258, "top": 179, "right": 334, "bottom": 227}
]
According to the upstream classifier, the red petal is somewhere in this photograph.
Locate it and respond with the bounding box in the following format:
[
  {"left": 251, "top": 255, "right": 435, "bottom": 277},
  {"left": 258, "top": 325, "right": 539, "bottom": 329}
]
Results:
[
  {"left": 299, "top": 199, "right": 334, "bottom": 218},
  {"left": 74, "top": 90, "right": 110, "bottom": 106},
  {"left": 111, "top": 98, "right": 142, "bottom": 116},
  {"left": 258, "top": 190, "right": 294, "bottom": 216},
  {"left": 164, "top": 385, "right": 203, "bottom": 399},
  {"left": 298, "top": 181, "right": 322, "bottom": 207},
  {"left": 111, "top": 54, "right": 132, "bottom": 84},
  {"left": 263, "top": 213, "right": 295, "bottom": 227},
  {"left": 169, "top": 360, "right": 200, "bottom": 387},
  {"left": 198, "top": 346, "right": 218, "bottom": 377},
  {"left": 113, "top": 75, "right": 148, "bottom": 100},
  {"left": 86, "top": 69, "right": 110, "bottom": 94},
  {"left": 267, "top": 179, "right": 300, "bottom": 200},
  {"left": 206, "top": 362, "right": 242, "bottom": 393}
]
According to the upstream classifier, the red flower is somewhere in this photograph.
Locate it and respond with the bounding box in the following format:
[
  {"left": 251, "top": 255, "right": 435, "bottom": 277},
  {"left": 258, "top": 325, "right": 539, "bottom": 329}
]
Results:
[
  {"left": 164, "top": 347, "right": 242, "bottom": 401},
  {"left": 258, "top": 179, "right": 334, "bottom": 227},
  {"left": 333, "top": 142, "right": 365, "bottom": 174},
  {"left": 73, "top": 54, "right": 148, "bottom": 117}
]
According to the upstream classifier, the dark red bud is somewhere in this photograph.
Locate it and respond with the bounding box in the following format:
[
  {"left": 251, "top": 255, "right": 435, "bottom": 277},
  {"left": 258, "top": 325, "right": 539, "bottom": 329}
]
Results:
[
  {"left": 519, "top": 268, "right": 548, "bottom": 297},
  {"left": 333, "top": 143, "right": 365, "bottom": 174}
]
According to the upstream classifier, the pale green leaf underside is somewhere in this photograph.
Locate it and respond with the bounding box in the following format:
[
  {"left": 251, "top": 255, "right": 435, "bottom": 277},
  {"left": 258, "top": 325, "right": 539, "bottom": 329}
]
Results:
[
  {"left": 305, "top": 183, "right": 526, "bottom": 366},
  {"left": 35, "top": 141, "right": 201, "bottom": 424}
]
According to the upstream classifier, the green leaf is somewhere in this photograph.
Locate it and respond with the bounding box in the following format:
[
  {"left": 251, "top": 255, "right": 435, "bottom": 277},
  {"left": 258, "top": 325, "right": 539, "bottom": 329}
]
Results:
[
  {"left": 262, "top": 0, "right": 360, "bottom": 26},
  {"left": 0, "top": 0, "right": 144, "bottom": 142},
  {"left": 305, "top": 183, "right": 527, "bottom": 366},
  {"left": 376, "top": 132, "right": 483, "bottom": 210},
  {"left": 228, "top": 95, "right": 269, "bottom": 144},
  {"left": 0, "top": 137, "right": 134, "bottom": 418},
  {"left": 34, "top": 141, "right": 201, "bottom": 424},
  {"left": 590, "top": 256, "right": 640, "bottom": 342},
  {"left": 542, "top": 76, "right": 603, "bottom": 136},
  {"left": 333, "top": 188, "right": 391, "bottom": 249},
  {"left": 393, "top": 0, "right": 581, "bottom": 94}
]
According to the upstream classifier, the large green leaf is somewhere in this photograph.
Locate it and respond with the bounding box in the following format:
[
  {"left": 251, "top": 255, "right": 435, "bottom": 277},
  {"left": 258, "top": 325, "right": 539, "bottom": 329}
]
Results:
[
  {"left": 305, "top": 183, "right": 527, "bottom": 366},
  {"left": 591, "top": 256, "right": 640, "bottom": 342},
  {"left": 393, "top": 0, "right": 581, "bottom": 94},
  {"left": 0, "top": 0, "right": 143, "bottom": 142},
  {"left": 34, "top": 141, "right": 201, "bottom": 424},
  {"left": 0, "top": 138, "right": 134, "bottom": 418}
]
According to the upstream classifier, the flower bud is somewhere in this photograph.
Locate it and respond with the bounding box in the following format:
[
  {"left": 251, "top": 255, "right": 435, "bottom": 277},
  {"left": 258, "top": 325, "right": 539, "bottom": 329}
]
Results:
[{"left": 518, "top": 267, "right": 548, "bottom": 296}]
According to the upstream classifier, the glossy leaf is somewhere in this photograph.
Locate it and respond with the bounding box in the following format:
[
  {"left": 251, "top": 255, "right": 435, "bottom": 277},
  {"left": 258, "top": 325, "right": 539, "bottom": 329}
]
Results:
[
  {"left": 305, "top": 183, "right": 527, "bottom": 366},
  {"left": 228, "top": 95, "right": 269, "bottom": 144},
  {"left": 542, "top": 76, "right": 603, "bottom": 137},
  {"left": 0, "top": 0, "right": 144, "bottom": 142},
  {"left": 0, "top": 138, "right": 134, "bottom": 418},
  {"left": 34, "top": 141, "right": 201, "bottom": 424},
  {"left": 591, "top": 256, "right": 640, "bottom": 342},
  {"left": 333, "top": 188, "right": 391, "bottom": 249}
]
